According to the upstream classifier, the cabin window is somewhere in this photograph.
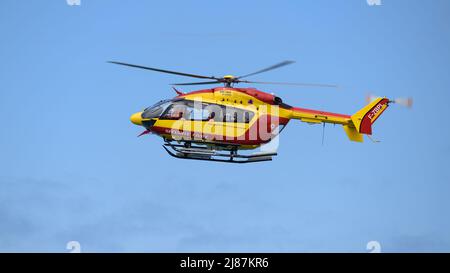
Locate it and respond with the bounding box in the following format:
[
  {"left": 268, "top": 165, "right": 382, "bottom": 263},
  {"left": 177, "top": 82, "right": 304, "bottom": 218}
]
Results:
[
  {"left": 203, "top": 104, "right": 223, "bottom": 122},
  {"left": 160, "top": 100, "right": 254, "bottom": 123},
  {"left": 244, "top": 112, "right": 251, "bottom": 123},
  {"left": 222, "top": 107, "right": 254, "bottom": 123}
]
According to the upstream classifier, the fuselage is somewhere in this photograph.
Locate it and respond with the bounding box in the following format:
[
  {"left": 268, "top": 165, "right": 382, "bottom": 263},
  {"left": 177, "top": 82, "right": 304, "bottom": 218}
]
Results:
[{"left": 130, "top": 87, "right": 352, "bottom": 149}]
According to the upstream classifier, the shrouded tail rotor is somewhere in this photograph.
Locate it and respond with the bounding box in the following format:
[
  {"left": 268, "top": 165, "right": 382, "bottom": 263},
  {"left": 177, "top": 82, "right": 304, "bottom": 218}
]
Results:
[{"left": 366, "top": 93, "right": 413, "bottom": 108}]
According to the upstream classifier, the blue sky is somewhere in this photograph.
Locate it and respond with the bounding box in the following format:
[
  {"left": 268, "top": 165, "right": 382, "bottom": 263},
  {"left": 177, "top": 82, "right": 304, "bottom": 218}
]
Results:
[{"left": 1, "top": 0, "right": 449, "bottom": 252}]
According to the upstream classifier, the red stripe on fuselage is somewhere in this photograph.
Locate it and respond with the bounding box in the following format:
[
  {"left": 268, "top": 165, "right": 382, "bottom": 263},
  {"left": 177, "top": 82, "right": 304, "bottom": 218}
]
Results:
[{"left": 177, "top": 89, "right": 214, "bottom": 97}]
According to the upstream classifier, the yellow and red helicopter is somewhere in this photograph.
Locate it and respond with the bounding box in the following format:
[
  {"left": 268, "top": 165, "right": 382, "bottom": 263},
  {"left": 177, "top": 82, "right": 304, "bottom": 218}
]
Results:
[{"left": 110, "top": 61, "right": 411, "bottom": 163}]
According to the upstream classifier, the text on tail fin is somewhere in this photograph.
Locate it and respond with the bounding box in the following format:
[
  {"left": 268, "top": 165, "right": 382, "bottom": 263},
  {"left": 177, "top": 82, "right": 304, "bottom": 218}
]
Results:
[{"left": 351, "top": 97, "right": 390, "bottom": 135}]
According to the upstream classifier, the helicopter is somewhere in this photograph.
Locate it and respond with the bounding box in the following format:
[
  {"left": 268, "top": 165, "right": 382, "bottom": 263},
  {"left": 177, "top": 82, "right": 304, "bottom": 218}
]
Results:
[{"left": 109, "top": 61, "right": 411, "bottom": 163}]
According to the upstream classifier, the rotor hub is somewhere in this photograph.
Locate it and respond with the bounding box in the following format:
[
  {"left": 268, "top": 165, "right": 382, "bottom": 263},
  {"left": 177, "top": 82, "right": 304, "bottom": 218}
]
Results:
[{"left": 223, "top": 75, "right": 235, "bottom": 80}]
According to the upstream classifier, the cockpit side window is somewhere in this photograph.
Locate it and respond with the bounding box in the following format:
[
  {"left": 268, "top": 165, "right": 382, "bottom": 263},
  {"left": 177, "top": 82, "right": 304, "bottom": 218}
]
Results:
[{"left": 160, "top": 101, "right": 191, "bottom": 120}]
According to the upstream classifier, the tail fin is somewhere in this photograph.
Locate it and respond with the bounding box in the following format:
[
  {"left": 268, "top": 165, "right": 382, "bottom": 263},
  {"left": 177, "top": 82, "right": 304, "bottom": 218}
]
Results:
[{"left": 351, "top": 97, "right": 390, "bottom": 135}]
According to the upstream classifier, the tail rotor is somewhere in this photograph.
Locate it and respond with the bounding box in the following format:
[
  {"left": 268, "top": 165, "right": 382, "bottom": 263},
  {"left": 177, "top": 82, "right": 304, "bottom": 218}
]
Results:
[{"left": 366, "top": 93, "right": 413, "bottom": 108}]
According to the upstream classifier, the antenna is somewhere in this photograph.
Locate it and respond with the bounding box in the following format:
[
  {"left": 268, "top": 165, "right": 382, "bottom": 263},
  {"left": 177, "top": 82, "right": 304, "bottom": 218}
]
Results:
[{"left": 321, "top": 122, "right": 326, "bottom": 146}]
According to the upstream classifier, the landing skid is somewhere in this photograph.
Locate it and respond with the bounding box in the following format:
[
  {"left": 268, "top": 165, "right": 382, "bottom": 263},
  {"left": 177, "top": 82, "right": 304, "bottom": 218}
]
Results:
[{"left": 162, "top": 141, "right": 277, "bottom": 163}]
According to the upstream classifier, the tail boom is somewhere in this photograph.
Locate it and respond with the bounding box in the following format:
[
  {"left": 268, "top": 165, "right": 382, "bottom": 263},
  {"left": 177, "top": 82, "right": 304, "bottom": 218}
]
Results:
[
  {"left": 288, "top": 97, "right": 390, "bottom": 142},
  {"left": 290, "top": 107, "right": 351, "bottom": 125}
]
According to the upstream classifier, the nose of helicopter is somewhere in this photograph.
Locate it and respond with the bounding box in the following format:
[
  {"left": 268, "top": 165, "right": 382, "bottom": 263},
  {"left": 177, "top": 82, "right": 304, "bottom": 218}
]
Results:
[{"left": 130, "top": 112, "right": 143, "bottom": 125}]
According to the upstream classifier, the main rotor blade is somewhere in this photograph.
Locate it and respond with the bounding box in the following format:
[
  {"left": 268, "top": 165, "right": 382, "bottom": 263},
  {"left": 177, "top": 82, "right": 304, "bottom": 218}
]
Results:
[
  {"left": 237, "top": 60, "right": 295, "bottom": 79},
  {"left": 108, "top": 61, "right": 218, "bottom": 80},
  {"left": 239, "top": 80, "right": 339, "bottom": 88},
  {"left": 171, "top": 81, "right": 222, "bottom": 86}
]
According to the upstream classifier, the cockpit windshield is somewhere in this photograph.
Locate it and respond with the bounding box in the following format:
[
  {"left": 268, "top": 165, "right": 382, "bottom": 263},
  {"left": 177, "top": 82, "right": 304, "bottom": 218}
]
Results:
[
  {"left": 142, "top": 99, "right": 171, "bottom": 119},
  {"left": 142, "top": 99, "right": 256, "bottom": 123}
]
